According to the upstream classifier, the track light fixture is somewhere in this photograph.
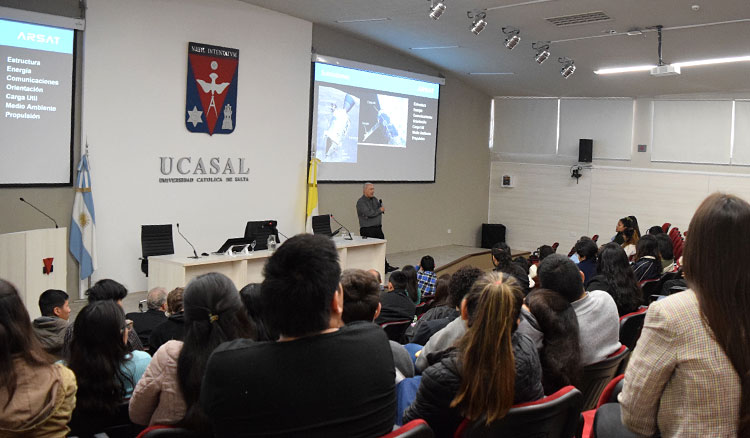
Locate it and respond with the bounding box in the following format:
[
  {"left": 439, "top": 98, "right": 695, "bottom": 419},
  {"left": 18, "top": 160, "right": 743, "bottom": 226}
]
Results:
[
  {"left": 428, "top": 1, "right": 446, "bottom": 20},
  {"left": 532, "top": 42, "right": 551, "bottom": 64},
  {"left": 467, "top": 10, "right": 487, "bottom": 35},
  {"left": 502, "top": 27, "right": 521, "bottom": 50},
  {"left": 559, "top": 57, "right": 576, "bottom": 78}
]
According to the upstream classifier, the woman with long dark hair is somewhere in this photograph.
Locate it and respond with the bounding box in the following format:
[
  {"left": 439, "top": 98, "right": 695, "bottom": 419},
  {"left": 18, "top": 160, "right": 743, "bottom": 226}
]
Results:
[
  {"left": 0, "top": 280, "right": 76, "bottom": 438},
  {"left": 491, "top": 242, "right": 512, "bottom": 272},
  {"left": 130, "top": 273, "right": 253, "bottom": 431},
  {"left": 401, "top": 265, "right": 421, "bottom": 304},
  {"left": 620, "top": 193, "right": 750, "bottom": 437},
  {"left": 525, "top": 289, "right": 582, "bottom": 395},
  {"left": 631, "top": 234, "right": 662, "bottom": 282},
  {"left": 587, "top": 242, "right": 643, "bottom": 316},
  {"left": 68, "top": 300, "right": 151, "bottom": 435},
  {"left": 403, "top": 272, "right": 543, "bottom": 437}
]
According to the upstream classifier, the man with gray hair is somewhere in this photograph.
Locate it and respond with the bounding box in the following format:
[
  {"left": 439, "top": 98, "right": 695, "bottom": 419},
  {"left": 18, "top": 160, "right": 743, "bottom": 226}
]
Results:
[
  {"left": 356, "top": 182, "right": 397, "bottom": 272},
  {"left": 126, "top": 286, "right": 168, "bottom": 351}
]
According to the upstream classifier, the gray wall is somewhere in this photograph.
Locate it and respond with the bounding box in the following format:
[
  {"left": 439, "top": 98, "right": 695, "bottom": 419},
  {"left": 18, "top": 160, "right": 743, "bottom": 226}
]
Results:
[
  {"left": 0, "top": 0, "right": 83, "bottom": 296},
  {"left": 313, "top": 25, "right": 492, "bottom": 253}
]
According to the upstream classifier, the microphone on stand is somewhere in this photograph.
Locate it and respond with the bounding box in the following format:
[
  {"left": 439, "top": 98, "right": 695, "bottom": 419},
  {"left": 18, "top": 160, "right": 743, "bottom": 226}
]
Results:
[
  {"left": 19, "top": 197, "right": 59, "bottom": 228},
  {"left": 330, "top": 214, "right": 353, "bottom": 240},
  {"left": 268, "top": 221, "right": 289, "bottom": 241},
  {"left": 176, "top": 223, "right": 199, "bottom": 259}
]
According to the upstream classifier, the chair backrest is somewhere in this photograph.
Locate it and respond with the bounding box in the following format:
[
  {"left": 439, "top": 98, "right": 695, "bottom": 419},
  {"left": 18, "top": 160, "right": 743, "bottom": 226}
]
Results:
[
  {"left": 455, "top": 386, "right": 583, "bottom": 438},
  {"left": 380, "top": 419, "right": 434, "bottom": 438},
  {"left": 591, "top": 234, "right": 599, "bottom": 243},
  {"left": 381, "top": 319, "right": 412, "bottom": 343},
  {"left": 69, "top": 402, "right": 144, "bottom": 438},
  {"left": 312, "top": 214, "right": 334, "bottom": 236},
  {"left": 244, "top": 220, "right": 278, "bottom": 250},
  {"left": 619, "top": 308, "right": 647, "bottom": 350},
  {"left": 579, "top": 346, "right": 630, "bottom": 411},
  {"left": 672, "top": 238, "right": 684, "bottom": 260},
  {"left": 639, "top": 279, "right": 661, "bottom": 297},
  {"left": 141, "top": 224, "right": 174, "bottom": 276},
  {"left": 595, "top": 374, "right": 626, "bottom": 408},
  {"left": 415, "top": 302, "right": 428, "bottom": 318},
  {"left": 661, "top": 222, "right": 671, "bottom": 233},
  {"left": 139, "top": 426, "right": 208, "bottom": 438}
]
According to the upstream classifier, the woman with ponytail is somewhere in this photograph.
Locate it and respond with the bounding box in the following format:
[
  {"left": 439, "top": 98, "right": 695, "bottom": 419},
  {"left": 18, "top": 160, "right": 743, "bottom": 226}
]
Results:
[
  {"left": 403, "top": 272, "right": 543, "bottom": 437},
  {"left": 620, "top": 193, "right": 750, "bottom": 437},
  {"left": 129, "top": 273, "right": 254, "bottom": 431}
]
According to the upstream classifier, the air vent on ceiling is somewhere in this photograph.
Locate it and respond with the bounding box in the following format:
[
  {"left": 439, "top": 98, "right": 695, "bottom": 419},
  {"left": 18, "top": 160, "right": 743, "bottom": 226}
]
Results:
[{"left": 545, "top": 11, "right": 611, "bottom": 27}]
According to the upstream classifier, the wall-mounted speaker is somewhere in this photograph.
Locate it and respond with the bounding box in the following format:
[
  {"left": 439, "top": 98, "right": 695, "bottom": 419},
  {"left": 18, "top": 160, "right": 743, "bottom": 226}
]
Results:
[{"left": 579, "top": 139, "right": 593, "bottom": 163}]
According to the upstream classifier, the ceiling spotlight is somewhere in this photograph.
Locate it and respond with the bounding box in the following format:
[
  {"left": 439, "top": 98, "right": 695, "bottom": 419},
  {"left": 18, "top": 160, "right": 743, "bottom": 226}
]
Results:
[
  {"left": 467, "top": 10, "right": 487, "bottom": 35},
  {"left": 559, "top": 57, "right": 576, "bottom": 78},
  {"left": 429, "top": 1, "right": 446, "bottom": 20},
  {"left": 532, "top": 41, "right": 551, "bottom": 64},
  {"left": 502, "top": 27, "right": 521, "bottom": 50}
]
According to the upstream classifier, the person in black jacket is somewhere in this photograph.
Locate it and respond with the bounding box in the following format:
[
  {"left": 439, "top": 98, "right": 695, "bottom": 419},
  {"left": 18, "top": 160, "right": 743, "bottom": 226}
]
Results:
[
  {"left": 587, "top": 243, "right": 643, "bottom": 316},
  {"left": 374, "top": 271, "right": 416, "bottom": 325},
  {"left": 403, "top": 272, "right": 543, "bottom": 438},
  {"left": 631, "top": 234, "right": 662, "bottom": 282},
  {"left": 148, "top": 287, "right": 186, "bottom": 352}
]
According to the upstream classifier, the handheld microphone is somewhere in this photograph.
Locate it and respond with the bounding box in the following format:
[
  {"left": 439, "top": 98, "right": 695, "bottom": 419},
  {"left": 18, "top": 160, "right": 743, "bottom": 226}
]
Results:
[
  {"left": 379, "top": 198, "right": 384, "bottom": 215},
  {"left": 330, "top": 214, "right": 353, "bottom": 240},
  {"left": 176, "top": 223, "right": 199, "bottom": 259},
  {"left": 19, "top": 197, "right": 59, "bottom": 228}
]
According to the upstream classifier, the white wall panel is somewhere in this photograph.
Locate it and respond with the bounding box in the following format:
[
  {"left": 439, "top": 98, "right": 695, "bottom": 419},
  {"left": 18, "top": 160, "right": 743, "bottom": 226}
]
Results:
[{"left": 558, "top": 99, "right": 633, "bottom": 160}]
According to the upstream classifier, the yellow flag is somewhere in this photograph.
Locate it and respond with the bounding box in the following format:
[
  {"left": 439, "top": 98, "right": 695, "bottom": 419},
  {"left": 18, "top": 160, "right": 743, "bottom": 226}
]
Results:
[{"left": 306, "top": 158, "right": 321, "bottom": 217}]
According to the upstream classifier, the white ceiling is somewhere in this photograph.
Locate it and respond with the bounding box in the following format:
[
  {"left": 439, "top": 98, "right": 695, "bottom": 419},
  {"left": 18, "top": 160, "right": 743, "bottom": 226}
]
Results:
[{"left": 240, "top": 0, "right": 750, "bottom": 97}]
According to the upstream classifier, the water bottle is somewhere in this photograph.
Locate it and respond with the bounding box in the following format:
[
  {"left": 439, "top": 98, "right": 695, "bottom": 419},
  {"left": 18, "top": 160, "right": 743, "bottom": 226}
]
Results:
[{"left": 267, "top": 234, "right": 277, "bottom": 252}]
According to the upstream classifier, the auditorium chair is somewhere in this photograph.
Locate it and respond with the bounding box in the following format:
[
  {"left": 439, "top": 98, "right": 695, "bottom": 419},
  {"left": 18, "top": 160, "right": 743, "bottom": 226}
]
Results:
[
  {"left": 579, "top": 346, "right": 630, "bottom": 411},
  {"left": 619, "top": 308, "right": 647, "bottom": 350},
  {"left": 311, "top": 214, "right": 334, "bottom": 236},
  {"left": 380, "top": 419, "right": 434, "bottom": 438},
  {"left": 639, "top": 278, "right": 661, "bottom": 297},
  {"left": 140, "top": 224, "right": 174, "bottom": 276},
  {"left": 381, "top": 319, "right": 413, "bottom": 344},
  {"left": 415, "top": 302, "right": 428, "bottom": 319},
  {"left": 69, "top": 402, "right": 144, "bottom": 438},
  {"left": 454, "top": 385, "right": 583, "bottom": 438},
  {"left": 137, "top": 426, "right": 207, "bottom": 437},
  {"left": 580, "top": 375, "right": 626, "bottom": 438},
  {"left": 661, "top": 222, "right": 671, "bottom": 233}
]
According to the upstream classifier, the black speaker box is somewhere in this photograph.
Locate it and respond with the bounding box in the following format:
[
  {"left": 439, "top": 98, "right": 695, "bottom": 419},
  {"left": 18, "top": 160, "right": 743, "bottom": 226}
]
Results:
[
  {"left": 481, "top": 223, "right": 506, "bottom": 249},
  {"left": 579, "top": 139, "right": 593, "bottom": 163}
]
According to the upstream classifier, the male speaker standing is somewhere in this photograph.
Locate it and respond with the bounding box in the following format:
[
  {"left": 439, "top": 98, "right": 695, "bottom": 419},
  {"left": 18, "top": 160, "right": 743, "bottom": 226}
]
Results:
[{"left": 356, "top": 183, "right": 397, "bottom": 273}]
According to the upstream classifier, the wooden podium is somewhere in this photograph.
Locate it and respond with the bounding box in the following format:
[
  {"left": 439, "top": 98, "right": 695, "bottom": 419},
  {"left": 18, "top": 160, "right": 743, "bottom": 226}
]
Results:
[{"left": 0, "top": 228, "right": 67, "bottom": 320}]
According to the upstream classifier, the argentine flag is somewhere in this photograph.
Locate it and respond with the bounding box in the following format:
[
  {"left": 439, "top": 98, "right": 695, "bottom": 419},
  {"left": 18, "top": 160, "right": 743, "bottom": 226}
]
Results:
[{"left": 70, "top": 154, "right": 97, "bottom": 279}]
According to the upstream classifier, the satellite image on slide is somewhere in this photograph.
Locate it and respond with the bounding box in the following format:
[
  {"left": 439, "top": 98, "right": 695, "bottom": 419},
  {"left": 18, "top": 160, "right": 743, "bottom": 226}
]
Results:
[{"left": 316, "top": 86, "right": 360, "bottom": 163}]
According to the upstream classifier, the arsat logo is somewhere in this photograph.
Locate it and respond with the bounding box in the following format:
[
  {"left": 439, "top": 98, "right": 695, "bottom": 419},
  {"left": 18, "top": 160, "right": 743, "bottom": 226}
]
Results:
[{"left": 17, "top": 32, "right": 60, "bottom": 45}]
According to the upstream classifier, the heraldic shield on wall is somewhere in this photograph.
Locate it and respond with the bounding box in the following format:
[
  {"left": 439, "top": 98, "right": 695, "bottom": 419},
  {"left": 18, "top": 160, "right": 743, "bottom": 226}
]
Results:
[{"left": 185, "top": 42, "right": 239, "bottom": 135}]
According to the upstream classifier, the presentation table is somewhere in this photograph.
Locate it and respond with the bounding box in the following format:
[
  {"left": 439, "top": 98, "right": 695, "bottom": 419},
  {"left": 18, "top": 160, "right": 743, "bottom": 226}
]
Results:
[{"left": 147, "top": 236, "right": 386, "bottom": 292}]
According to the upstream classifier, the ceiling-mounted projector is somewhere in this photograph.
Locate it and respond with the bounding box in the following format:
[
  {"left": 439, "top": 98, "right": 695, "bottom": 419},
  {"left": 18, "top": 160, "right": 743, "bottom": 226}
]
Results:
[{"left": 651, "top": 65, "right": 681, "bottom": 76}]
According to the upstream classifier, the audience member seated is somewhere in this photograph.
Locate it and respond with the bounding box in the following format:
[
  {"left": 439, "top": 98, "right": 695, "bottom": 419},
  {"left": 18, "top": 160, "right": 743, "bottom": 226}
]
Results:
[
  {"left": 417, "top": 255, "right": 438, "bottom": 299},
  {"left": 619, "top": 193, "right": 748, "bottom": 437},
  {"left": 520, "top": 254, "right": 620, "bottom": 365},
  {"left": 425, "top": 274, "right": 450, "bottom": 312},
  {"left": 130, "top": 273, "right": 253, "bottom": 431},
  {"left": 619, "top": 217, "right": 640, "bottom": 259},
  {"left": 529, "top": 244, "right": 555, "bottom": 280},
  {"left": 414, "top": 267, "right": 483, "bottom": 372},
  {"left": 631, "top": 234, "right": 662, "bottom": 282},
  {"left": 67, "top": 300, "right": 151, "bottom": 436},
  {"left": 149, "top": 287, "right": 186, "bottom": 353},
  {"left": 341, "top": 268, "right": 415, "bottom": 383},
  {"left": 367, "top": 269, "right": 385, "bottom": 291},
  {"left": 32, "top": 289, "right": 71, "bottom": 359},
  {"left": 239, "top": 283, "right": 279, "bottom": 342},
  {"left": 647, "top": 225, "right": 664, "bottom": 235},
  {"left": 126, "top": 287, "right": 168, "bottom": 350},
  {"left": 654, "top": 232, "right": 676, "bottom": 273},
  {"left": 587, "top": 243, "right": 644, "bottom": 316},
  {"left": 374, "top": 270, "right": 416, "bottom": 325},
  {"left": 491, "top": 242, "right": 512, "bottom": 272},
  {"left": 0, "top": 280, "right": 77, "bottom": 438},
  {"left": 611, "top": 217, "right": 627, "bottom": 245},
  {"left": 524, "top": 289, "right": 582, "bottom": 394},
  {"left": 63, "top": 279, "right": 144, "bottom": 359},
  {"left": 403, "top": 272, "right": 543, "bottom": 438},
  {"left": 574, "top": 237, "right": 598, "bottom": 287},
  {"left": 402, "top": 265, "right": 422, "bottom": 304},
  {"left": 201, "top": 234, "right": 396, "bottom": 437}
]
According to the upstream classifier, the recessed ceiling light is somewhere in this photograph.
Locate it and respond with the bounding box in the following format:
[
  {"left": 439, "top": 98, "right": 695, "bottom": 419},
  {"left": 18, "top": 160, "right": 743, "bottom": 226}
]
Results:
[{"left": 335, "top": 17, "right": 391, "bottom": 23}]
